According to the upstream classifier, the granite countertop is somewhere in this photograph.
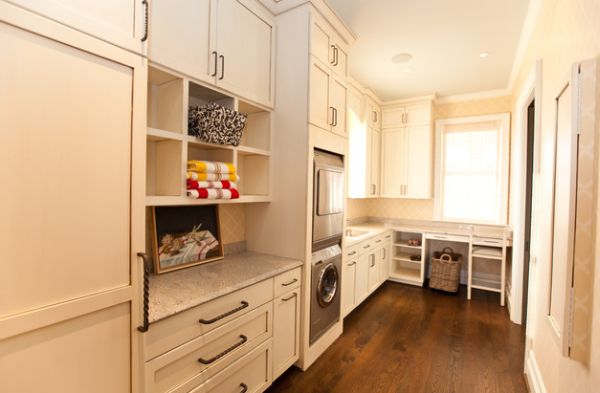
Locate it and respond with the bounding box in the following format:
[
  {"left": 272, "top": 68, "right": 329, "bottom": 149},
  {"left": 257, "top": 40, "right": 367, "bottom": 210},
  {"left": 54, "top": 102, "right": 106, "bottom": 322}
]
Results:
[
  {"left": 345, "top": 220, "right": 512, "bottom": 247},
  {"left": 148, "top": 251, "right": 302, "bottom": 323}
]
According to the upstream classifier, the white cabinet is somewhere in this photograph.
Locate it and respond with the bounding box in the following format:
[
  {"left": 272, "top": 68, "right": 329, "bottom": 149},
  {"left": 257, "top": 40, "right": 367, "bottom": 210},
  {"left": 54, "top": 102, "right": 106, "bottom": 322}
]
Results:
[
  {"left": 367, "top": 250, "right": 380, "bottom": 292},
  {"left": 369, "top": 126, "right": 381, "bottom": 196},
  {"left": 380, "top": 100, "right": 433, "bottom": 199},
  {"left": 149, "top": 0, "right": 275, "bottom": 108},
  {"left": 0, "top": 4, "right": 145, "bottom": 391},
  {"left": 273, "top": 286, "right": 300, "bottom": 379},
  {"left": 342, "top": 254, "right": 358, "bottom": 317},
  {"left": 355, "top": 252, "right": 370, "bottom": 304},
  {"left": 149, "top": 0, "right": 213, "bottom": 84},
  {"left": 310, "top": 15, "right": 348, "bottom": 78},
  {"left": 366, "top": 96, "right": 381, "bottom": 128},
  {"left": 309, "top": 57, "right": 347, "bottom": 137},
  {"left": 215, "top": 0, "right": 274, "bottom": 107},
  {"left": 379, "top": 237, "right": 392, "bottom": 284},
  {"left": 6, "top": 0, "right": 147, "bottom": 54}
]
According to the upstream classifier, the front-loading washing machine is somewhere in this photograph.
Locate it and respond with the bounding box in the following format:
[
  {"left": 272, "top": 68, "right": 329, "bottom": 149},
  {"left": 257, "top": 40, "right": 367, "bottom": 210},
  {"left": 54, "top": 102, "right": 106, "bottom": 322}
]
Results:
[{"left": 310, "top": 244, "right": 342, "bottom": 345}]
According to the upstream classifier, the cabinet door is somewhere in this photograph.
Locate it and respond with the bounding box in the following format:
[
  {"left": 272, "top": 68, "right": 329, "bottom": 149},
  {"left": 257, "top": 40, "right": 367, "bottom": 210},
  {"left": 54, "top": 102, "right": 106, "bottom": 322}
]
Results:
[
  {"left": 405, "top": 126, "right": 433, "bottom": 198},
  {"left": 382, "top": 107, "right": 405, "bottom": 129},
  {"left": 381, "top": 130, "right": 406, "bottom": 197},
  {"left": 149, "top": 0, "right": 214, "bottom": 84},
  {"left": 310, "top": 18, "right": 333, "bottom": 66},
  {"left": 380, "top": 241, "right": 391, "bottom": 283},
  {"left": 331, "top": 76, "right": 347, "bottom": 137},
  {"left": 273, "top": 288, "right": 300, "bottom": 379},
  {"left": 6, "top": 0, "right": 146, "bottom": 54},
  {"left": 215, "top": 0, "right": 274, "bottom": 107},
  {"left": 367, "top": 251, "right": 379, "bottom": 292},
  {"left": 405, "top": 104, "right": 431, "bottom": 126},
  {"left": 369, "top": 127, "right": 381, "bottom": 197},
  {"left": 366, "top": 98, "right": 381, "bottom": 127},
  {"left": 355, "top": 253, "right": 370, "bottom": 303},
  {"left": 342, "top": 259, "right": 357, "bottom": 317},
  {"left": 332, "top": 41, "right": 348, "bottom": 77},
  {"left": 309, "top": 58, "right": 332, "bottom": 131}
]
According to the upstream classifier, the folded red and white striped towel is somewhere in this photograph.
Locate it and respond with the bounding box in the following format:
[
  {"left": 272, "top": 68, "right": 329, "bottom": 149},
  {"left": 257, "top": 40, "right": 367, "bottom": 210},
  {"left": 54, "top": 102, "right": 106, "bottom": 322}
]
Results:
[
  {"left": 186, "top": 179, "right": 236, "bottom": 190},
  {"left": 187, "top": 188, "right": 240, "bottom": 200},
  {"left": 187, "top": 172, "right": 240, "bottom": 182}
]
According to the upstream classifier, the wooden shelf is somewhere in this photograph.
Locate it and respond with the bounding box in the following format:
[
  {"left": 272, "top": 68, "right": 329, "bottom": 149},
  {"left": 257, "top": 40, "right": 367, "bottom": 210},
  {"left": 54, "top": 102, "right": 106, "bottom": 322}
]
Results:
[
  {"left": 393, "top": 242, "right": 422, "bottom": 250},
  {"left": 147, "top": 127, "right": 184, "bottom": 141},
  {"left": 185, "top": 135, "right": 235, "bottom": 150},
  {"left": 146, "top": 195, "right": 272, "bottom": 206},
  {"left": 236, "top": 145, "right": 271, "bottom": 157},
  {"left": 392, "top": 255, "right": 422, "bottom": 264},
  {"left": 471, "top": 253, "right": 503, "bottom": 261},
  {"left": 471, "top": 278, "right": 502, "bottom": 293},
  {"left": 389, "top": 268, "right": 422, "bottom": 286}
]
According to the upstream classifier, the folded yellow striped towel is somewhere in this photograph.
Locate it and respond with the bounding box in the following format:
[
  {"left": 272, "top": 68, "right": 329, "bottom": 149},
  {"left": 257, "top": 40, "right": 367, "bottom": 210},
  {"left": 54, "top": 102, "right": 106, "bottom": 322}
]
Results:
[
  {"left": 187, "top": 160, "right": 236, "bottom": 174},
  {"left": 187, "top": 172, "right": 240, "bottom": 182}
]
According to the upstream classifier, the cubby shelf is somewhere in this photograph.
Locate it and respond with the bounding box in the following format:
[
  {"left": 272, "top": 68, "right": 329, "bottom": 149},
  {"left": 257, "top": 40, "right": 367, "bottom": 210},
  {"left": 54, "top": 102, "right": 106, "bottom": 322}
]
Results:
[
  {"left": 146, "top": 195, "right": 272, "bottom": 207},
  {"left": 146, "top": 63, "right": 272, "bottom": 206}
]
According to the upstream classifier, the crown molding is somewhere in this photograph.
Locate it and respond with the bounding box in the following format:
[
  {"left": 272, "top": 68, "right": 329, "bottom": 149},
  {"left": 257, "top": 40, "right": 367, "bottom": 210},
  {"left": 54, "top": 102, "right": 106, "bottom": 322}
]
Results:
[{"left": 436, "top": 88, "right": 511, "bottom": 104}]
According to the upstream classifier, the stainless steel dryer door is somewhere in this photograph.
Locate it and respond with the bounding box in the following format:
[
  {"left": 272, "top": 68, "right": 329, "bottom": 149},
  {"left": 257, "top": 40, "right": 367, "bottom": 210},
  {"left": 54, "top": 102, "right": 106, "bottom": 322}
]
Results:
[{"left": 313, "top": 168, "right": 344, "bottom": 245}]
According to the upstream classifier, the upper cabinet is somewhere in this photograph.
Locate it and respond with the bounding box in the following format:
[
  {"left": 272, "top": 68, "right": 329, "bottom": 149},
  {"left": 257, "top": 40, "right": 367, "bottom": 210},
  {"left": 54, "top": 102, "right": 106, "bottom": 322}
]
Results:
[
  {"left": 149, "top": 0, "right": 275, "bottom": 108},
  {"left": 366, "top": 95, "right": 381, "bottom": 128},
  {"left": 6, "top": 0, "right": 148, "bottom": 55},
  {"left": 310, "top": 15, "right": 348, "bottom": 78},
  {"left": 381, "top": 99, "right": 434, "bottom": 199}
]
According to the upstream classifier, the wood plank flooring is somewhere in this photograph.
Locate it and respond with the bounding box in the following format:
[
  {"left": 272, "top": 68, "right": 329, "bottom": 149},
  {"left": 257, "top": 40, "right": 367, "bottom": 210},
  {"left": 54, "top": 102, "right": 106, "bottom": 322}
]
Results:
[{"left": 267, "top": 282, "right": 528, "bottom": 393}]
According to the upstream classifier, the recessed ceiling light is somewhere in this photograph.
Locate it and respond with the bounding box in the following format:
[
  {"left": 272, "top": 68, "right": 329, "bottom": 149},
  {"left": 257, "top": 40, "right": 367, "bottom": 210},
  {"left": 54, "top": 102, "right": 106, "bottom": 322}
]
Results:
[
  {"left": 391, "top": 53, "right": 413, "bottom": 64},
  {"left": 403, "top": 67, "right": 413, "bottom": 73},
  {"left": 480, "top": 52, "right": 490, "bottom": 58}
]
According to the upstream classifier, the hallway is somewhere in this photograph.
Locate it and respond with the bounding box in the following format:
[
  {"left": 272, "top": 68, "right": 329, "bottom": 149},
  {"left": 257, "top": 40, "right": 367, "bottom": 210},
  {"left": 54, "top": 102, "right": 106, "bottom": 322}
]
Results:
[{"left": 268, "top": 282, "right": 527, "bottom": 393}]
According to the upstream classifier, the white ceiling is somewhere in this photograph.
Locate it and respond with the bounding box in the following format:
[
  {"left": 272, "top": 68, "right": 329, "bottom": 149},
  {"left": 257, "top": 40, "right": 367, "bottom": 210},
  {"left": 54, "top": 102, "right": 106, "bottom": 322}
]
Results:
[{"left": 327, "top": 0, "right": 530, "bottom": 100}]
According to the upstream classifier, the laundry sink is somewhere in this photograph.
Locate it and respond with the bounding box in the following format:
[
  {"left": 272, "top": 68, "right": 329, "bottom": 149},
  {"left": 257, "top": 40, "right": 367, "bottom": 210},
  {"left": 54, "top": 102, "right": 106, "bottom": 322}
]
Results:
[{"left": 345, "top": 229, "right": 369, "bottom": 237}]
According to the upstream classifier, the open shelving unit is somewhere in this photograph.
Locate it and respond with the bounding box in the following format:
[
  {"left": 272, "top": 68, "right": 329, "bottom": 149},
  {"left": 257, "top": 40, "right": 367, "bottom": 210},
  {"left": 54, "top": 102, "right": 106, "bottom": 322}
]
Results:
[
  {"left": 467, "top": 234, "right": 509, "bottom": 305},
  {"left": 145, "top": 64, "right": 272, "bottom": 206},
  {"left": 389, "top": 230, "right": 425, "bottom": 286}
]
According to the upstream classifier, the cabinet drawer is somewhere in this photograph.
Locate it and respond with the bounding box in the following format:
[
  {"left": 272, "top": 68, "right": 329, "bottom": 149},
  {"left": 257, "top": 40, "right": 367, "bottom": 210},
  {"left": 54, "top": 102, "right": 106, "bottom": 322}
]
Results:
[
  {"left": 472, "top": 237, "right": 504, "bottom": 247},
  {"left": 344, "top": 244, "right": 360, "bottom": 260},
  {"left": 145, "top": 302, "right": 272, "bottom": 393},
  {"left": 188, "top": 340, "right": 272, "bottom": 393},
  {"left": 274, "top": 268, "right": 301, "bottom": 298},
  {"left": 425, "top": 233, "right": 470, "bottom": 243},
  {"left": 145, "top": 279, "right": 273, "bottom": 361}
]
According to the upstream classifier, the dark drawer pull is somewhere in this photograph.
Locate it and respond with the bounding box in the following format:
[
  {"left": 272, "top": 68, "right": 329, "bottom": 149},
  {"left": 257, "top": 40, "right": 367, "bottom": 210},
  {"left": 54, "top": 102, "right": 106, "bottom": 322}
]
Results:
[
  {"left": 198, "top": 335, "right": 247, "bottom": 365},
  {"left": 376, "top": 239, "right": 382, "bottom": 243},
  {"left": 348, "top": 251, "right": 357, "bottom": 256},
  {"left": 199, "top": 301, "right": 249, "bottom": 324},
  {"left": 282, "top": 278, "right": 298, "bottom": 287},
  {"left": 363, "top": 245, "right": 370, "bottom": 249},
  {"left": 240, "top": 383, "right": 248, "bottom": 393},
  {"left": 282, "top": 293, "right": 297, "bottom": 302}
]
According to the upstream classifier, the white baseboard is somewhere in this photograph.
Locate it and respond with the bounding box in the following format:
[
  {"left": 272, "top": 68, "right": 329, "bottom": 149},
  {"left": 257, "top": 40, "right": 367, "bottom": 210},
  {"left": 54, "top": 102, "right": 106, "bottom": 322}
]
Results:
[{"left": 525, "top": 350, "right": 547, "bottom": 393}]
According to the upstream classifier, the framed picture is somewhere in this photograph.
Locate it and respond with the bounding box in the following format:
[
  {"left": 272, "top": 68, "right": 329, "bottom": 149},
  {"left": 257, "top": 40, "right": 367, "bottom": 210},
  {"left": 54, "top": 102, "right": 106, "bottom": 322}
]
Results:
[{"left": 151, "top": 205, "right": 224, "bottom": 274}]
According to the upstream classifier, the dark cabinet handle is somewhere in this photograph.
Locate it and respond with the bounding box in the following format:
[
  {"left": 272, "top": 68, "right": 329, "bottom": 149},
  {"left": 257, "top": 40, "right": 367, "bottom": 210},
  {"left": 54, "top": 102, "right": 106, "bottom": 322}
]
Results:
[
  {"left": 376, "top": 239, "right": 382, "bottom": 243},
  {"left": 199, "top": 301, "right": 249, "bottom": 324},
  {"left": 198, "top": 335, "right": 247, "bottom": 364},
  {"left": 332, "top": 107, "right": 338, "bottom": 127},
  {"left": 330, "top": 45, "right": 336, "bottom": 64},
  {"left": 219, "top": 55, "right": 225, "bottom": 80},
  {"left": 329, "top": 106, "right": 335, "bottom": 126},
  {"left": 363, "top": 244, "right": 370, "bottom": 249},
  {"left": 282, "top": 278, "right": 298, "bottom": 287},
  {"left": 137, "top": 252, "right": 150, "bottom": 333},
  {"left": 211, "top": 51, "right": 218, "bottom": 77},
  {"left": 141, "top": 0, "right": 148, "bottom": 42},
  {"left": 240, "top": 383, "right": 248, "bottom": 393},
  {"left": 348, "top": 251, "right": 357, "bottom": 256},
  {"left": 347, "top": 261, "right": 356, "bottom": 266},
  {"left": 282, "top": 293, "right": 297, "bottom": 302},
  {"left": 334, "top": 46, "right": 339, "bottom": 66}
]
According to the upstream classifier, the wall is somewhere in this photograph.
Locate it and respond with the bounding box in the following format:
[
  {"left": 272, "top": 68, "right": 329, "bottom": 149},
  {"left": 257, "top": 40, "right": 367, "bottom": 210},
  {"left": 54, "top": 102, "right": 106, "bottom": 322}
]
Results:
[
  {"left": 346, "top": 96, "right": 512, "bottom": 221},
  {"left": 510, "top": 0, "right": 600, "bottom": 391}
]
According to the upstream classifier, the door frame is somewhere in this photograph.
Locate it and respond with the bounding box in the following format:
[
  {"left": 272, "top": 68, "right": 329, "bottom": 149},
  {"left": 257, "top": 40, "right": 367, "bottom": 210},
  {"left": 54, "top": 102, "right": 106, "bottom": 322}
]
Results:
[{"left": 509, "top": 60, "right": 542, "bottom": 326}]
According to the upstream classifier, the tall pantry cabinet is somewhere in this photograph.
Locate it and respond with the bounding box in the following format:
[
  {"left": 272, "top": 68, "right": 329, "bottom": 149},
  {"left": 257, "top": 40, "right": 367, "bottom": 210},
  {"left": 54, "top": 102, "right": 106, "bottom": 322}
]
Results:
[{"left": 0, "top": 2, "right": 146, "bottom": 393}]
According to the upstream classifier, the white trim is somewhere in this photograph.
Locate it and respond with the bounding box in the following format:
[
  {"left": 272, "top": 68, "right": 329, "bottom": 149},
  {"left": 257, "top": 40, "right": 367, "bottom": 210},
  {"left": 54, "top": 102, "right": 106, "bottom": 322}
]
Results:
[
  {"left": 525, "top": 350, "right": 548, "bottom": 393},
  {"left": 507, "top": 0, "right": 544, "bottom": 92},
  {"left": 436, "top": 88, "right": 510, "bottom": 104},
  {"left": 382, "top": 94, "right": 437, "bottom": 106},
  {"left": 509, "top": 61, "right": 542, "bottom": 325},
  {"left": 434, "top": 114, "right": 511, "bottom": 225}
]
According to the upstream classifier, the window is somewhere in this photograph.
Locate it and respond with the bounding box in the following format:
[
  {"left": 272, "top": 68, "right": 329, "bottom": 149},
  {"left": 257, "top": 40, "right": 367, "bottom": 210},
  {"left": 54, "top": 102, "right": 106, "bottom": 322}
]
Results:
[{"left": 435, "top": 114, "right": 510, "bottom": 224}]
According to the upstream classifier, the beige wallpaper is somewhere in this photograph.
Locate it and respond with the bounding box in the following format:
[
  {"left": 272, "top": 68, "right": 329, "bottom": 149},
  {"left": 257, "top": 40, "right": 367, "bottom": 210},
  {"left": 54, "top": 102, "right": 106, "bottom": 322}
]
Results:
[
  {"left": 347, "top": 96, "right": 512, "bottom": 221},
  {"left": 218, "top": 204, "right": 246, "bottom": 244}
]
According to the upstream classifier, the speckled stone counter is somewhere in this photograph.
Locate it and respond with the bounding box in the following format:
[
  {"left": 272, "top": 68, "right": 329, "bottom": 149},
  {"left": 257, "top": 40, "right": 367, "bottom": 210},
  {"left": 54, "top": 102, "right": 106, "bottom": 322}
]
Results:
[{"left": 148, "top": 252, "right": 302, "bottom": 323}]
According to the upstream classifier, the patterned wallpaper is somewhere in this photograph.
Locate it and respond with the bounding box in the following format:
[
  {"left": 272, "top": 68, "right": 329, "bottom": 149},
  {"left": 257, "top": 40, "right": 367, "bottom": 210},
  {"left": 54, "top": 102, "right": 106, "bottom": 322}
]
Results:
[
  {"left": 346, "top": 96, "right": 512, "bottom": 221},
  {"left": 218, "top": 204, "right": 246, "bottom": 244}
]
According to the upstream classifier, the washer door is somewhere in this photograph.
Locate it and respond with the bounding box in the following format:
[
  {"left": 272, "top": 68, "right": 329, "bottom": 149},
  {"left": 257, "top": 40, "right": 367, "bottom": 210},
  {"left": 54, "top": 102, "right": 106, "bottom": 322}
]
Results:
[{"left": 317, "top": 263, "right": 339, "bottom": 307}]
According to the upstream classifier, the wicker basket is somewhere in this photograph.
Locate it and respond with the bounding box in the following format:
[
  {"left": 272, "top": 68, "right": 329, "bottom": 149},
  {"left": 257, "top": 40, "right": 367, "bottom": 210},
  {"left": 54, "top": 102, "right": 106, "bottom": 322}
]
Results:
[{"left": 429, "top": 248, "right": 462, "bottom": 293}]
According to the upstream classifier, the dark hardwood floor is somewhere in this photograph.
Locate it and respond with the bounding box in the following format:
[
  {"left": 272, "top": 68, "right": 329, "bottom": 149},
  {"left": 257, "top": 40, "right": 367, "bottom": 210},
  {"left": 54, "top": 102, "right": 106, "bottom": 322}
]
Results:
[{"left": 267, "top": 282, "right": 527, "bottom": 393}]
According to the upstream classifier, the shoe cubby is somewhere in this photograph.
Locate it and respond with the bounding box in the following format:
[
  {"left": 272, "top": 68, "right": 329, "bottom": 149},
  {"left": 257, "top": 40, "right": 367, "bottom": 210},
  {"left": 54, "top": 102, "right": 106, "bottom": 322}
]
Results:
[
  {"left": 187, "top": 141, "right": 235, "bottom": 166},
  {"left": 389, "top": 230, "right": 425, "bottom": 286},
  {"left": 188, "top": 80, "right": 236, "bottom": 129},
  {"left": 147, "top": 67, "right": 185, "bottom": 134},
  {"left": 236, "top": 154, "right": 270, "bottom": 196},
  {"left": 238, "top": 99, "right": 271, "bottom": 152}
]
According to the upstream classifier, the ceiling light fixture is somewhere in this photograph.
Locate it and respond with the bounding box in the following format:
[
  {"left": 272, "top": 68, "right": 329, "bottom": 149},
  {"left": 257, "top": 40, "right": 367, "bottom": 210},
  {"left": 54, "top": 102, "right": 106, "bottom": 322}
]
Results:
[
  {"left": 391, "top": 53, "right": 413, "bottom": 64},
  {"left": 479, "top": 52, "right": 490, "bottom": 58}
]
